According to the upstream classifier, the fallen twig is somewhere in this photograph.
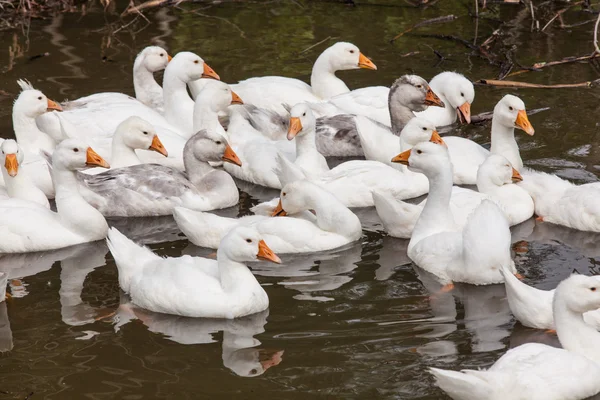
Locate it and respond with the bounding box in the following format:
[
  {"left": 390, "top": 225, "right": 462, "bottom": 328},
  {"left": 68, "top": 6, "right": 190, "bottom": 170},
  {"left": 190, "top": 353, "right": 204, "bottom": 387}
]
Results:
[
  {"left": 477, "top": 79, "right": 598, "bottom": 88},
  {"left": 299, "top": 36, "right": 336, "bottom": 55},
  {"left": 390, "top": 14, "right": 458, "bottom": 43},
  {"left": 507, "top": 53, "right": 600, "bottom": 77},
  {"left": 123, "top": 0, "right": 183, "bottom": 16},
  {"left": 594, "top": 11, "right": 600, "bottom": 53}
]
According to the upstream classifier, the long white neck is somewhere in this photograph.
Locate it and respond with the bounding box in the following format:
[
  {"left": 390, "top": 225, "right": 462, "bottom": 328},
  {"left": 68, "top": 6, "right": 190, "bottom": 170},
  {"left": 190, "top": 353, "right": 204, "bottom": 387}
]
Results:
[
  {"left": 490, "top": 120, "right": 523, "bottom": 171},
  {"left": 304, "top": 190, "right": 361, "bottom": 239},
  {"left": 132, "top": 59, "right": 162, "bottom": 107},
  {"left": 310, "top": 53, "right": 350, "bottom": 99},
  {"left": 1, "top": 165, "right": 48, "bottom": 207},
  {"left": 554, "top": 299, "right": 600, "bottom": 363},
  {"left": 162, "top": 69, "right": 194, "bottom": 135},
  {"left": 410, "top": 166, "right": 455, "bottom": 249},
  {"left": 110, "top": 135, "right": 141, "bottom": 169},
  {"left": 295, "top": 128, "right": 320, "bottom": 158},
  {"left": 53, "top": 167, "right": 108, "bottom": 240},
  {"left": 429, "top": 83, "right": 456, "bottom": 123},
  {"left": 13, "top": 112, "right": 56, "bottom": 155},
  {"left": 215, "top": 252, "right": 261, "bottom": 293},
  {"left": 193, "top": 101, "right": 225, "bottom": 138}
]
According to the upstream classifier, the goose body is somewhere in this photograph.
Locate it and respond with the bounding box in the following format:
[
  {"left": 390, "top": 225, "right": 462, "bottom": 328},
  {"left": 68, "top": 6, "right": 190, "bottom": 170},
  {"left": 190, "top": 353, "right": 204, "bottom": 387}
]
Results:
[
  {"left": 107, "top": 226, "right": 281, "bottom": 319},
  {"left": 173, "top": 179, "right": 363, "bottom": 253},
  {"left": 402, "top": 142, "right": 515, "bottom": 285},
  {"left": 0, "top": 140, "right": 110, "bottom": 253},
  {"left": 431, "top": 274, "right": 600, "bottom": 400},
  {"left": 77, "top": 130, "right": 240, "bottom": 217}
]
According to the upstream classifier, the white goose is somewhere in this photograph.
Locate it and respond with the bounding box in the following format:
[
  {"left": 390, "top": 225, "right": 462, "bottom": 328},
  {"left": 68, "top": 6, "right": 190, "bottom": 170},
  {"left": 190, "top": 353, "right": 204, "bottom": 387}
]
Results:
[
  {"left": 500, "top": 264, "right": 600, "bottom": 331},
  {"left": 0, "top": 140, "right": 49, "bottom": 208},
  {"left": 77, "top": 129, "right": 241, "bottom": 217},
  {"left": 431, "top": 274, "right": 600, "bottom": 400},
  {"left": 131, "top": 46, "right": 172, "bottom": 112},
  {"left": 173, "top": 179, "right": 363, "bottom": 253},
  {"left": 374, "top": 154, "right": 534, "bottom": 239},
  {"left": 82, "top": 116, "right": 168, "bottom": 174},
  {"left": 327, "top": 71, "right": 473, "bottom": 127},
  {"left": 189, "top": 42, "right": 376, "bottom": 115},
  {"left": 400, "top": 142, "right": 516, "bottom": 286},
  {"left": 107, "top": 225, "right": 281, "bottom": 319},
  {"left": 6, "top": 83, "right": 63, "bottom": 198},
  {"left": 0, "top": 140, "right": 110, "bottom": 253}
]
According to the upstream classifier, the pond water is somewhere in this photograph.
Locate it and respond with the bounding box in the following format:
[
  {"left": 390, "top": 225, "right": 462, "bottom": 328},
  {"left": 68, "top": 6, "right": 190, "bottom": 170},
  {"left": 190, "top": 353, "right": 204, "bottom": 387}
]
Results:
[{"left": 0, "top": 1, "right": 600, "bottom": 399}]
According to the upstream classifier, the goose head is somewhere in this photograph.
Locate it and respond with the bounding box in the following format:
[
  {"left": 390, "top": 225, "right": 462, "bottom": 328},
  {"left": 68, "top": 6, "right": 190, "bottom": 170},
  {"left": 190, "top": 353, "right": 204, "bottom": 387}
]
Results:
[
  {"left": 477, "top": 154, "right": 522, "bottom": 188},
  {"left": 287, "top": 103, "right": 316, "bottom": 140},
  {"left": 272, "top": 180, "right": 318, "bottom": 217},
  {"left": 322, "top": 42, "right": 377, "bottom": 71},
  {"left": 493, "top": 94, "right": 535, "bottom": 135},
  {"left": 138, "top": 46, "right": 171, "bottom": 73},
  {"left": 430, "top": 72, "right": 475, "bottom": 123},
  {"left": 554, "top": 274, "right": 600, "bottom": 314},
  {"left": 184, "top": 129, "right": 242, "bottom": 166},
  {"left": 1, "top": 140, "right": 23, "bottom": 177},
  {"left": 167, "top": 52, "right": 220, "bottom": 82},
  {"left": 114, "top": 116, "right": 168, "bottom": 157},
  {"left": 196, "top": 81, "right": 243, "bottom": 113},
  {"left": 52, "top": 139, "right": 110, "bottom": 171},
  {"left": 391, "top": 141, "right": 450, "bottom": 177},
  {"left": 221, "top": 226, "right": 281, "bottom": 264},
  {"left": 14, "top": 88, "right": 62, "bottom": 118},
  {"left": 389, "top": 75, "right": 444, "bottom": 113},
  {"left": 400, "top": 117, "right": 445, "bottom": 148}
]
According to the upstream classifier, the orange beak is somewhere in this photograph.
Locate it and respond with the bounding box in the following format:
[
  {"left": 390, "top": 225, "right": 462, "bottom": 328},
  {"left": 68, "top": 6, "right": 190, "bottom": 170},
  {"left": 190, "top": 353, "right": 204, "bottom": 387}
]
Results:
[
  {"left": 424, "top": 88, "right": 445, "bottom": 108},
  {"left": 4, "top": 154, "right": 18, "bottom": 177},
  {"left": 231, "top": 91, "right": 244, "bottom": 105},
  {"left": 271, "top": 199, "right": 287, "bottom": 217},
  {"left": 515, "top": 109, "right": 535, "bottom": 136},
  {"left": 257, "top": 239, "right": 281, "bottom": 264},
  {"left": 457, "top": 101, "right": 471, "bottom": 124},
  {"left": 47, "top": 99, "right": 63, "bottom": 112},
  {"left": 391, "top": 149, "right": 411, "bottom": 165},
  {"left": 167, "top": 54, "right": 172, "bottom": 62},
  {"left": 86, "top": 147, "right": 110, "bottom": 169},
  {"left": 149, "top": 135, "right": 168, "bottom": 157},
  {"left": 222, "top": 144, "right": 242, "bottom": 166},
  {"left": 429, "top": 130, "right": 446, "bottom": 147},
  {"left": 511, "top": 167, "right": 523, "bottom": 183},
  {"left": 202, "top": 63, "right": 221, "bottom": 80},
  {"left": 287, "top": 117, "right": 303, "bottom": 140},
  {"left": 358, "top": 52, "right": 377, "bottom": 70},
  {"left": 259, "top": 349, "right": 284, "bottom": 372}
]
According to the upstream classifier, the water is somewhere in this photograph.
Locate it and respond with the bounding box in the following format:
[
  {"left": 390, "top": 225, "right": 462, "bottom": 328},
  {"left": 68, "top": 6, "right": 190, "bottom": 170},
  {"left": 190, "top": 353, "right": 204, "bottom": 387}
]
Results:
[{"left": 0, "top": 2, "right": 599, "bottom": 398}]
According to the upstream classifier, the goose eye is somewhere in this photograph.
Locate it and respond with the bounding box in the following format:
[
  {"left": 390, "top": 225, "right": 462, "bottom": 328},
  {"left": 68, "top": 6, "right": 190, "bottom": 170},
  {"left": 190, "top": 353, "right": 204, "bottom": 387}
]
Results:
[
  {"left": 303, "top": 113, "right": 306, "bottom": 117},
  {"left": 416, "top": 150, "right": 422, "bottom": 154},
  {"left": 422, "top": 127, "right": 427, "bottom": 131},
  {"left": 246, "top": 239, "right": 252, "bottom": 243},
  {"left": 460, "top": 92, "right": 464, "bottom": 97},
  {"left": 591, "top": 287, "right": 597, "bottom": 292},
  {"left": 194, "top": 60, "right": 199, "bottom": 64},
  {"left": 160, "top": 53, "right": 164, "bottom": 57},
  {"left": 509, "top": 106, "right": 514, "bottom": 111},
  {"left": 216, "top": 141, "right": 222, "bottom": 145},
  {"left": 416, "top": 85, "right": 422, "bottom": 89},
  {"left": 143, "top": 131, "right": 148, "bottom": 135},
  {"left": 250, "top": 369, "right": 258, "bottom": 375},
  {"left": 37, "top": 96, "right": 42, "bottom": 100},
  {"left": 73, "top": 148, "right": 79, "bottom": 152},
  {"left": 282, "top": 192, "right": 287, "bottom": 197},
  {"left": 349, "top": 50, "right": 355, "bottom": 54}
]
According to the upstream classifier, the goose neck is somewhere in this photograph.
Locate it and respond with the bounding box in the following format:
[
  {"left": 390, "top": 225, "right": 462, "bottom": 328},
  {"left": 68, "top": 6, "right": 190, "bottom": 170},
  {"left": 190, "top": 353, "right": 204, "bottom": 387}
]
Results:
[
  {"left": 490, "top": 119, "right": 523, "bottom": 171},
  {"left": 389, "top": 103, "right": 415, "bottom": 136},
  {"left": 110, "top": 135, "right": 141, "bottom": 168},
  {"left": 215, "top": 251, "right": 260, "bottom": 292},
  {"left": 310, "top": 54, "right": 349, "bottom": 99},
  {"left": 132, "top": 60, "right": 161, "bottom": 105},
  {"left": 295, "top": 129, "right": 319, "bottom": 158},
  {"left": 306, "top": 190, "right": 362, "bottom": 238},
  {"left": 193, "top": 100, "right": 220, "bottom": 133},
  {"left": 13, "top": 113, "right": 55, "bottom": 153},
  {"left": 162, "top": 69, "right": 190, "bottom": 115},
  {"left": 554, "top": 300, "right": 600, "bottom": 363}
]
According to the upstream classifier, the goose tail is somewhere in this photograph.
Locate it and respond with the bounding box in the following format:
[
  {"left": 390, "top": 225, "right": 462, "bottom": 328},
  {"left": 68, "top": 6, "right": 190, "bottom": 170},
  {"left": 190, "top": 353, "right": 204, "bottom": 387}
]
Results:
[
  {"left": 429, "top": 368, "right": 492, "bottom": 400},
  {"left": 173, "top": 207, "right": 237, "bottom": 249}
]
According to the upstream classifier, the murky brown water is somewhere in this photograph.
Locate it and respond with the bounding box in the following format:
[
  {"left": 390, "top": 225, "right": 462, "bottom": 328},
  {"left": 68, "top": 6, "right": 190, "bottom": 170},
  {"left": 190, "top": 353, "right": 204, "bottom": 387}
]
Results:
[{"left": 1, "top": 2, "right": 600, "bottom": 398}]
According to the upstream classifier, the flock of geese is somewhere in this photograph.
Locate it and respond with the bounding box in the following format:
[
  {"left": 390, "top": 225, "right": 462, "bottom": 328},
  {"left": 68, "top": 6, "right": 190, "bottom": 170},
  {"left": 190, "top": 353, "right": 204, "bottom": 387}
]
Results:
[{"left": 2, "top": 42, "right": 600, "bottom": 399}]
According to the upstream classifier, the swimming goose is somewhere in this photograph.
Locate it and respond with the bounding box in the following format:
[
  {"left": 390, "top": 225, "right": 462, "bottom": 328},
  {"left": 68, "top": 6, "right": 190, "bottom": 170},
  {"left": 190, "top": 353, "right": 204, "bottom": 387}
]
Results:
[
  {"left": 173, "top": 179, "right": 362, "bottom": 253},
  {"left": 82, "top": 116, "right": 168, "bottom": 174},
  {"left": 192, "top": 80, "right": 244, "bottom": 138},
  {"left": 374, "top": 154, "right": 534, "bottom": 239},
  {"left": 400, "top": 142, "right": 516, "bottom": 285},
  {"left": 314, "top": 74, "right": 444, "bottom": 157},
  {"left": 77, "top": 129, "right": 241, "bottom": 217},
  {"left": 500, "top": 264, "right": 600, "bottom": 331},
  {"left": 190, "top": 42, "right": 376, "bottom": 115},
  {"left": 431, "top": 274, "right": 600, "bottom": 400},
  {"left": 132, "top": 46, "right": 172, "bottom": 112},
  {"left": 0, "top": 140, "right": 110, "bottom": 253},
  {"left": 107, "top": 225, "right": 281, "bottom": 319},
  {"left": 0, "top": 140, "right": 49, "bottom": 208}
]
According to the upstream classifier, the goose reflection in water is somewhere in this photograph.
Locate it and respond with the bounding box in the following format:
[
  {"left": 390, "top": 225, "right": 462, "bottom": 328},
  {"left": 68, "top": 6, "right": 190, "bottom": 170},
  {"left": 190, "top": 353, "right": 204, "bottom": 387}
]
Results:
[{"left": 113, "top": 296, "right": 283, "bottom": 377}]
